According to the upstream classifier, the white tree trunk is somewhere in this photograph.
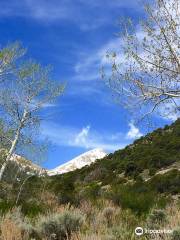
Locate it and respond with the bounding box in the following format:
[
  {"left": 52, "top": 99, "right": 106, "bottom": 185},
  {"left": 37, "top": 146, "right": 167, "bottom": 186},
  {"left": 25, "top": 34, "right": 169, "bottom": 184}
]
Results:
[
  {"left": 0, "top": 110, "right": 28, "bottom": 181},
  {"left": 0, "top": 128, "right": 20, "bottom": 181},
  {"left": 15, "top": 174, "right": 34, "bottom": 205}
]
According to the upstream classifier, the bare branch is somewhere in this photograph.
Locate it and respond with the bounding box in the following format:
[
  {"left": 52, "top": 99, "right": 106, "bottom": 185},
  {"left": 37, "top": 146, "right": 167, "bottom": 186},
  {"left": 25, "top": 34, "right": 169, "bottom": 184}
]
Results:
[{"left": 104, "top": 0, "right": 180, "bottom": 122}]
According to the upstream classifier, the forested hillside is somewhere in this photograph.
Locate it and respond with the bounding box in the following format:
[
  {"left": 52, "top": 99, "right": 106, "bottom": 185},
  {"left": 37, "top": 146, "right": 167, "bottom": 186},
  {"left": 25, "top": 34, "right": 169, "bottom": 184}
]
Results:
[
  {"left": 47, "top": 119, "right": 180, "bottom": 209},
  {"left": 1, "top": 119, "right": 180, "bottom": 210},
  {"left": 57, "top": 118, "right": 180, "bottom": 184}
]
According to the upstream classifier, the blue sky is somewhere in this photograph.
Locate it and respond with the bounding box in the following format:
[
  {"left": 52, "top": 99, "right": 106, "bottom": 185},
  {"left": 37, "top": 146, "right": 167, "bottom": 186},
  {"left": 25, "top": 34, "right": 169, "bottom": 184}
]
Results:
[{"left": 0, "top": 0, "right": 175, "bottom": 169}]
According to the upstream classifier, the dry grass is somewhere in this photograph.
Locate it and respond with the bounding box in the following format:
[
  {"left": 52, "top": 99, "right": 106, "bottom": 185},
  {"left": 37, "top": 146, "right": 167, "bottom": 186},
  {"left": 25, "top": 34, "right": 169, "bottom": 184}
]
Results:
[
  {"left": 40, "top": 191, "right": 59, "bottom": 210},
  {"left": 0, "top": 217, "right": 22, "bottom": 240},
  {"left": 0, "top": 200, "right": 179, "bottom": 240}
]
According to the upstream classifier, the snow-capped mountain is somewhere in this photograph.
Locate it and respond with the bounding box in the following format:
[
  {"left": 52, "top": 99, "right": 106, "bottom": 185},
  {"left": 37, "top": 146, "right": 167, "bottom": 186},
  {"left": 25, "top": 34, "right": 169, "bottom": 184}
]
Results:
[
  {"left": 48, "top": 148, "right": 107, "bottom": 176},
  {"left": 1, "top": 148, "right": 107, "bottom": 177}
]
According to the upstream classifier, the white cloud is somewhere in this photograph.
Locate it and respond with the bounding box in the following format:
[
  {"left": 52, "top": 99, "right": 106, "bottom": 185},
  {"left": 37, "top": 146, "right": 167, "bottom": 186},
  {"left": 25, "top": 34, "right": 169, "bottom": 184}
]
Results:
[
  {"left": 73, "top": 29, "right": 144, "bottom": 83},
  {"left": 41, "top": 122, "right": 131, "bottom": 152},
  {"left": 126, "top": 122, "right": 143, "bottom": 140},
  {"left": 25, "top": 0, "right": 71, "bottom": 21},
  {"left": 31, "top": 100, "right": 57, "bottom": 109},
  {"left": 73, "top": 37, "right": 122, "bottom": 84},
  {"left": 0, "top": 0, "right": 141, "bottom": 29},
  {"left": 74, "top": 125, "right": 90, "bottom": 147},
  {"left": 42, "top": 103, "right": 57, "bottom": 108}
]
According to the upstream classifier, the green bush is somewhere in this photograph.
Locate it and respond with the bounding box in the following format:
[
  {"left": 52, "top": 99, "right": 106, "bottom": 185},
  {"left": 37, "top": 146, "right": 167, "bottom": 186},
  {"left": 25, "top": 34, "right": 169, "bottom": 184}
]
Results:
[
  {"left": 148, "top": 209, "right": 166, "bottom": 225},
  {"left": 148, "top": 170, "right": 180, "bottom": 194},
  {"left": 0, "top": 199, "right": 13, "bottom": 214},
  {"left": 37, "top": 210, "right": 84, "bottom": 239},
  {"left": 172, "top": 228, "right": 180, "bottom": 240},
  {"left": 109, "top": 185, "right": 155, "bottom": 215},
  {"left": 21, "top": 200, "right": 45, "bottom": 218},
  {"left": 149, "top": 168, "right": 156, "bottom": 176},
  {"left": 80, "top": 182, "right": 101, "bottom": 201},
  {"left": 124, "top": 162, "right": 141, "bottom": 178}
]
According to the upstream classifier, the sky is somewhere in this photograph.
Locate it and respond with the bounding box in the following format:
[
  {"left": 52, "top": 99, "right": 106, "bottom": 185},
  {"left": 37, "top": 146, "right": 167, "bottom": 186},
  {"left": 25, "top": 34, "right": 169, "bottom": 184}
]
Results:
[{"left": 0, "top": 0, "right": 176, "bottom": 169}]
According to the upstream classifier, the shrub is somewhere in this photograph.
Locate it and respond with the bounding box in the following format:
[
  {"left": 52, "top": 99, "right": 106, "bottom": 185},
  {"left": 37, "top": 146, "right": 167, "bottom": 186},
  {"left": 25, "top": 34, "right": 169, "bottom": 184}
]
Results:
[
  {"left": 111, "top": 226, "right": 133, "bottom": 240},
  {"left": 80, "top": 200, "right": 93, "bottom": 217},
  {"left": 148, "top": 209, "right": 166, "bottom": 225},
  {"left": 0, "top": 207, "right": 33, "bottom": 240},
  {"left": 172, "top": 229, "right": 180, "bottom": 240},
  {"left": 109, "top": 185, "right": 155, "bottom": 215},
  {"left": 37, "top": 210, "right": 84, "bottom": 239},
  {"left": 21, "top": 200, "right": 45, "bottom": 218},
  {"left": 0, "top": 199, "right": 14, "bottom": 214},
  {"left": 148, "top": 170, "right": 180, "bottom": 194},
  {"left": 102, "top": 207, "right": 115, "bottom": 227},
  {"left": 20, "top": 221, "right": 40, "bottom": 240},
  {"left": 80, "top": 182, "right": 101, "bottom": 201},
  {"left": 124, "top": 162, "right": 141, "bottom": 178},
  {"left": 9, "top": 207, "right": 23, "bottom": 220},
  {"left": 149, "top": 168, "right": 156, "bottom": 176}
]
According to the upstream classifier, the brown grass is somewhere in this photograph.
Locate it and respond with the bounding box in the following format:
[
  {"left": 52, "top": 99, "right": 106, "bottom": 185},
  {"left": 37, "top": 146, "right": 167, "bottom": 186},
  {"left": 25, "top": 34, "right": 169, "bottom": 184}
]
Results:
[
  {"left": 0, "top": 217, "right": 22, "bottom": 240},
  {"left": 0, "top": 200, "right": 179, "bottom": 240}
]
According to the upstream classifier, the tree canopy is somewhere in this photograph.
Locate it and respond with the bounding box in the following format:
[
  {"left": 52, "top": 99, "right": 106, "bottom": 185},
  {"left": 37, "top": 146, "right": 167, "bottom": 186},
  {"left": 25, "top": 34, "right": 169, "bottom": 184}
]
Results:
[
  {"left": 0, "top": 43, "right": 65, "bottom": 180},
  {"left": 104, "top": 0, "right": 180, "bottom": 121}
]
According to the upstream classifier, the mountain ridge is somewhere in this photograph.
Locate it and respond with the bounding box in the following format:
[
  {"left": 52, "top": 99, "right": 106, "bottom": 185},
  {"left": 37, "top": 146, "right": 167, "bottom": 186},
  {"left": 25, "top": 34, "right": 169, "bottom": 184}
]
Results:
[
  {"left": 2, "top": 119, "right": 180, "bottom": 180},
  {"left": 48, "top": 148, "right": 107, "bottom": 176}
]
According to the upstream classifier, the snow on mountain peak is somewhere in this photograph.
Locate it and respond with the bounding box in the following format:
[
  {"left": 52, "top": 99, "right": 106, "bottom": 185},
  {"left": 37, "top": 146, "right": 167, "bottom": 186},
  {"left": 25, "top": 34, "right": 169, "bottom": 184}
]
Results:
[{"left": 48, "top": 148, "right": 107, "bottom": 176}]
